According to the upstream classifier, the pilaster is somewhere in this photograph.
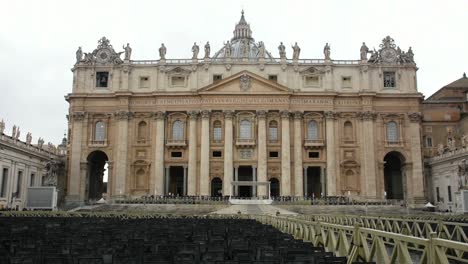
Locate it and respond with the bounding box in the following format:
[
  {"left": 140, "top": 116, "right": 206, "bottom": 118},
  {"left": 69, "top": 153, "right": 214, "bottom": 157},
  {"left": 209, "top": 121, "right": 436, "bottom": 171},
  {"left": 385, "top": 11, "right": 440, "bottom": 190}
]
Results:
[
  {"left": 67, "top": 112, "right": 85, "bottom": 203},
  {"left": 114, "top": 110, "right": 132, "bottom": 198},
  {"left": 153, "top": 111, "right": 166, "bottom": 195},
  {"left": 200, "top": 110, "right": 211, "bottom": 196},
  {"left": 223, "top": 110, "right": 234, "bottom": 196},
  {"left": 187, "top": 110, "right": 198, "bottom": 195},
  {"left": 359, "top": 111, "right": 377, "bottom": 199},
  {"left": 257, "top": 110, "right": 267, "bottom": 196},
  {"left": 293, "top": 111, "right": 303, "bottom": 196},
  {"left": 325, "top": 111, "right": 337, "bottom": 196},
  {"left": 408, "top": 112, "right": 426, "bottom": 205}
]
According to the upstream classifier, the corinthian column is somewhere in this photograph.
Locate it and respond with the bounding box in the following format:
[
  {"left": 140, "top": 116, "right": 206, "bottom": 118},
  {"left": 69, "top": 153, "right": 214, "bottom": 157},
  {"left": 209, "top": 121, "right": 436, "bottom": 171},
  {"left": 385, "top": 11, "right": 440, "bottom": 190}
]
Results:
[
  {"left": 257, "top": 110, "right": 267, "bottom": 197},
  {"left": 114, "top": 111, "right": 132, "bottom": 198},
  {"left": 187, "top": 111, "right": 199, "bottom": 195},
  {"left": 408, "top": 112, "right": 425, "bottom": 204},
  {"left": 199, "top": 110, "right": 211, "bottom": 196},
  {"left": 293, "top": 111, "right": 303, "bottom": 197},
  {"left": 281, "top": 110, "right": 291, "bottom": 196},
  {"left": 223, "top": 110, "right": 234, "bottom": 196},
  {"left": 360, "top": 111, "right": 377, "bottom": 198},
  {"left": 153, "top": 111, "right": 166, "bottom": 195},
  {"left": 325, "top": 111, "right": 336, "bottom": 196},
  {"left": 67, "top": 112, "right": 85, "bottom": 203}
]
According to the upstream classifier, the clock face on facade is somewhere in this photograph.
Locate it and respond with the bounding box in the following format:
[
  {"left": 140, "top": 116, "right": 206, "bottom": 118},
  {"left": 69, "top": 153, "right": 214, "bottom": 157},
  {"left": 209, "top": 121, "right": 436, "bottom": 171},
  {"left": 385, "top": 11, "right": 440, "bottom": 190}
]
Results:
[
  {"left": 381, "top": 48, "right": 397, "bottom": 63},
  {"left": 96, "top": 48, "right": 111, "bottom": 63}
]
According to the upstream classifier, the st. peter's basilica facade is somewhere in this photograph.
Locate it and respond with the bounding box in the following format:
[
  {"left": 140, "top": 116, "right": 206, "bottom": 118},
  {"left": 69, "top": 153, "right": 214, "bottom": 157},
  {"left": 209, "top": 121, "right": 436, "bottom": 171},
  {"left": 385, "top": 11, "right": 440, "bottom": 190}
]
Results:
[{"left": 66, "top": 12, "right": 425, "bottom": 205}]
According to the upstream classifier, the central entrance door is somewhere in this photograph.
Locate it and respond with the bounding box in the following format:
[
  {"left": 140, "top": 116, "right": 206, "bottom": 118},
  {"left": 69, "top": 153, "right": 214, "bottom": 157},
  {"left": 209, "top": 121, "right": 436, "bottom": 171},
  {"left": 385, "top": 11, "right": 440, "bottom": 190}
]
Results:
[
  {"left": 306, "top": 167, "right": 321, "bottom": 198},
  {"left": 238, "top": 166, "right": 253, "bottom": 197},
  {"left": 169, "top": 166, "right": 184, "bottom": 196}
]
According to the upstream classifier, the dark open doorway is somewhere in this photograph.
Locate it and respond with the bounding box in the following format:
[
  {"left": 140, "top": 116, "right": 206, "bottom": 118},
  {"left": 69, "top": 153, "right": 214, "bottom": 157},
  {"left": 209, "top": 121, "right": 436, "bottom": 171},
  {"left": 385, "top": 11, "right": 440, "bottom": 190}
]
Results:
[
  {"left": 169, "top": 166, "right": 184, "bottom": 196},
  {"left": 306, "top": 167, "right": 321, "bottom": 198},
  {"left": 384, "top": 152, "right": 405, "bottom": 199},
  {"left": 238, "top": 166, "right": 253, "bottom": 197},
  {"left": 86, "top": 151, "right": 108, "bottom": 201}
]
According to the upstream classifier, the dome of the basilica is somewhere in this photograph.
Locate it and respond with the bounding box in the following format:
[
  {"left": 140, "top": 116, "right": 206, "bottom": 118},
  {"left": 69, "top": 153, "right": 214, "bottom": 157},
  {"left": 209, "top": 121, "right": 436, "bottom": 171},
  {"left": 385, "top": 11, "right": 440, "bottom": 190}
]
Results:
[{"left": 212, "top": 11, "right": 275, "bottom": 61}]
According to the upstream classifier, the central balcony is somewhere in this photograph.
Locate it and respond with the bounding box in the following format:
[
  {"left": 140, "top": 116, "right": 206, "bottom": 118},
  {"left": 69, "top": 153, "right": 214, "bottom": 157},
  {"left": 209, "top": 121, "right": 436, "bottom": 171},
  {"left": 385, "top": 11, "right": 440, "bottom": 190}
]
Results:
[
  {"left": 304, "top": 139, "right": 325, "bottom": 149},
  {"left": 166, "top": 139, "right": 187, "bottom": 148},
  {"left": 236, "top": 138, "right": 256, "bottom": 148}
]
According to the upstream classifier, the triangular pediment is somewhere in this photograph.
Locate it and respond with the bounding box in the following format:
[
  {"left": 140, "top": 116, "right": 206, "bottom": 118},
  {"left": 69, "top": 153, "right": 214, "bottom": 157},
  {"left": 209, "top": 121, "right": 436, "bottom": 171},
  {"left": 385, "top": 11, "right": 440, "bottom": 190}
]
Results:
[{"left": 198, "top": 71, "right": 291, "bottom": 94}]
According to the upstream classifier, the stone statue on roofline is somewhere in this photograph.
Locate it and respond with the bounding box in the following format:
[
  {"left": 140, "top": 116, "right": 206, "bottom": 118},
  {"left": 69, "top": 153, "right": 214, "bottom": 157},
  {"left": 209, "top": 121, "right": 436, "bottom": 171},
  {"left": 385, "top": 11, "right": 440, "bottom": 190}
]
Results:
[
  {"left": 204, "top": 41, "right": 210, "bottom": 58},
  {"left": 257, "top": 41, "right": 265, "bottom": 58},
  {"left": 360, "top": 42, "right": 369, "bottom": 61},
  {"left": 437, "top": 143, "right": 444, "bottom": 155},
  {"left": 12, "top": 125, "right": 16, "bottom": 138},
  {"left": 191, "top": 42, "right": 199, "bottom": 59},
  {"left": 38, "top": 137, "right": 44, "bottom": 148},
  {"left": 458, "top": 159, "right": 468, "bottom": 189},
  {"left": 15, "top": 127, "right": 20, "bottom": 140},
  {"left": 123, "top": 43, "right": 132, "bottom": 60},
  {"left": 224, "top": 40, "right": 231, "bottom": 58},
  {"left": 292, "top": 42, "right": 301, "bottom": 60},
  {"left": 324, "top": 43, "right": 331, "bottom": 60},
  {"left": 159, "top": 43, "right": 166, "bottom": 60},
  {"left": 0, "top": 119, "right": 5, "bottom": 134},
  {"left": 75, "top": 47, "right": 82, "bottom": 63},
  {"left": 26, "top": 132, "right": 32, "bottom": 144},
  {"left": 278, "top": 42, "right": 286, "bottom": 59}
]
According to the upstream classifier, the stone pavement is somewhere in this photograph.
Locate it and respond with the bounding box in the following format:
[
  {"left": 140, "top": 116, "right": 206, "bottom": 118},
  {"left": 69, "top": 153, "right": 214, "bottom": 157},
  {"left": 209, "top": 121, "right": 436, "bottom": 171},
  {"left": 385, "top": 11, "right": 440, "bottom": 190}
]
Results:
[{"left": 210, "top": 204, "right": 298, "bottom": 216}]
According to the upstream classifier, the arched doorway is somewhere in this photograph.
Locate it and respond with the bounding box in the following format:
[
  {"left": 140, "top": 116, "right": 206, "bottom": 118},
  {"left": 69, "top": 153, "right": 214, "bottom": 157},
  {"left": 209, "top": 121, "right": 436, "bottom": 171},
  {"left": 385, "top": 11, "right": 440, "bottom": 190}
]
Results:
[
  {"left": 383, "top": 151, "right": 405, "bottom": 199},
  {"left": 86, "top": 151, "right": 109, "bottom": 201},
  {"left": 269, "top": 178, "right": 280, "bottom": 197},
  {"left": 211, "top": 177, "right": 222, "bottom": 197}
]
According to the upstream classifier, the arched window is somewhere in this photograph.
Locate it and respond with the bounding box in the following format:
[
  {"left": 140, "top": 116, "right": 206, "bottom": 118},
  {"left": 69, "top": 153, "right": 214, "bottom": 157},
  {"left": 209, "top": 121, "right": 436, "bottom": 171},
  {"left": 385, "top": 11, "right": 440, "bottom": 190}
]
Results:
[
  {"left": 387, "top": 121, "right": 398, "bottom": 142},
  {"left": 240, "top": 120, "right": 252, "bottom": 139},
  {"left": 269, "top": 120, "right": 278, "bottom": 141},
  {"left": 344, "top": 121, "right": 353, "bottom": 141},
  {"left": 213, "top": 121, "right": 222, "bottom": 141},
  {"left": 138, "top": 121, "right": 148, "bottom": 140},
  {"left": 172, "top": 120, "right": 184, "bottom": 140},
  {"left": 307, "top": 121, "right": 318, "bottom": 140},
  {"left": 94, "top": 121, "right": 106, "bottom": 141},
  {"left": 136, "top": 169, "right": 146, "bottom": 188}
]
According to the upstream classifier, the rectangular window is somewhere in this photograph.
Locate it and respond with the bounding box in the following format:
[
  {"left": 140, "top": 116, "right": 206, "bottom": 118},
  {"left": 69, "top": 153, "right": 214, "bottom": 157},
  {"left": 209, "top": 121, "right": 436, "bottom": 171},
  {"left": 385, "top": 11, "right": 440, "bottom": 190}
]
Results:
[
  {"left": 30, "top": 173, "right": 35, "bottom": 187},
  {"left": 171, "top": 152, "right": 182, "bottom": 158},
  {"left": 342, "top": 76, "right": 352, "bottom": 88},
  {"left": 213, "top": 74, "right": 223, "bottom": 83},
  {"left": 213, "top": 127, "right": 222, "bottom": 141},
  {"left": 309, "top": 152, "right": 320, "bottom": 158},
  {"left": 16, "top": 171, "right": 22, "bottom": 198},
  {"left": 139, "top": 77, "right": 149, "bottom": 88},
  {"left": 383, "top": 72, "right": 396, "bottom": 88},
  {"left": 269, "top": 151, "right": 279, "bottom": 158},
  {"left": 171, "top": 76, "right": 185, "bottom": 86},
  {"left": 426, "top": 137, "right": 433, "bottom": 147},
  {"left": 305, "top": 76, "right": 319, "bottom": 87},
  {"left": 436, "top": 187, "right": 440, "bottom": 202},
  {"left": 1, "top": 168, "right": 8, "bottom": 197},
  {"left": 268, "top": 75, "right": 278, "bottom": 82},
  {"left": 269, "top": 127, "right": 278, "bottom": 141},
  {"left": 96, "top": 72, "right": 109, "bottom": 88},
  {"left": 448, "top": 186, "right": 452, "bottom": 202},
  {"left": 212, "top": 151, "right": 222, "bottom": 158}
]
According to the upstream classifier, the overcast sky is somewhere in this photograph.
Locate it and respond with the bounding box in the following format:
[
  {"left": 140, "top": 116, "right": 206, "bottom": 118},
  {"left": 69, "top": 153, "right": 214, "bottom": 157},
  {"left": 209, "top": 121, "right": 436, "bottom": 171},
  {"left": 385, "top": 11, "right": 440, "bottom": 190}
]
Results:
[{"left": 0, "top": 0, "right": 466, "bottom": 144}]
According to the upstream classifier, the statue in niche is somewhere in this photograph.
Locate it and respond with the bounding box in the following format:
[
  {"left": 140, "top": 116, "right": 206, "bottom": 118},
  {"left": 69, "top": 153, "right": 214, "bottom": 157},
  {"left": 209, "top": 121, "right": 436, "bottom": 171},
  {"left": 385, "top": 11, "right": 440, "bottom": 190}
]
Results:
[
  {"left": 159, "top": 43, "right": 166, "bottom": 60},
  {"left": 123, "top": 43, "right": 132, "bottom": 60},
  {"left": 257, "top": 41, "right": 265, "bottom": 58},
  {"left": 292, "top": 42, "right": 301, "bottom": 60},
  {"left": 26, "top": 132, "right": 32, "bottom": 144},
  {"left": 191, "top": 42, "right": 199, "bottom": 59},
  {"left": 224, "top": 40, "right": 231, "bottom": 57},
  {"left": 360, "top": 42, "right": 369, "bottom": 60},
  {"left": 0, "top": 119, "right": 4, "bottom": 134},
  {"left": 324, "top": 43, "right": 331, "bottom": 60},
  {"left": 75, "top": 47, "right": 82, "bottom": 63},
  {"left": 278, "top": 42, "right": 286, "bottom": 59},
  {"left": 204, "top": 41, "right": 210, "bottom": 58}
]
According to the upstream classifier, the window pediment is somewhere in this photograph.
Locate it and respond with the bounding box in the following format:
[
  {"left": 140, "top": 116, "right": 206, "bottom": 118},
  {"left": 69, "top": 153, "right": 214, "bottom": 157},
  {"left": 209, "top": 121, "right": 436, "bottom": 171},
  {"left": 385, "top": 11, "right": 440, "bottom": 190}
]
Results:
[{"left": 165, "top": 66, "right": 192, "bottom": 76}]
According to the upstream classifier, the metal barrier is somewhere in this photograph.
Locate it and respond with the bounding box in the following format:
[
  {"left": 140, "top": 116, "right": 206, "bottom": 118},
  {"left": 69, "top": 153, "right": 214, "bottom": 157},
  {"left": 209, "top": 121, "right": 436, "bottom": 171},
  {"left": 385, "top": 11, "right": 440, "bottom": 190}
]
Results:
[
  {"left": 254, "top": 215, "right": 468, "bottom": 264},
  {"left": 296, "top": 214, "right": 468, "bottom": 244}
]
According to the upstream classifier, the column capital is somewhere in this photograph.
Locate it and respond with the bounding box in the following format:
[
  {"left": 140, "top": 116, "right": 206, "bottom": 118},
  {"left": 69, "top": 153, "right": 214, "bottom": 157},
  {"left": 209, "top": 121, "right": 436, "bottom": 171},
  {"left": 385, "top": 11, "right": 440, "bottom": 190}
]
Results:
[
  {"left": 188, "top": 110, "right": 199, "bottom": 120},
  {"left": 324, "top": 111, "right": 337, "bottom": 120},
  {"left": 280, "top": 110, "right": 290, "bottom": 119},
  {"left": 256, "top": 110, "right": 267, "bottom": 119},
  {"left": 71, "top": 111, "right": 86, "bottom": 121},
  {"left": 358, "top": 111, "right": 377, "bottom": 121},
  {"left": 408, "top": 112, "right": 422, "bottom": 123},
  {"left": 152, "top": 111, "right": 166, "bottom": 120},
  {"left": 201, "top": 110, "right": 211, "bottom": 119},
  {"left": 223, "top": 110, "right": 234, "bottom": 119},
  {"left": 293, "top": 111, "right": 303, "bottom": 120},
  {"left": 114, "top": 111, "right": 133, "bottom": 120}
]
